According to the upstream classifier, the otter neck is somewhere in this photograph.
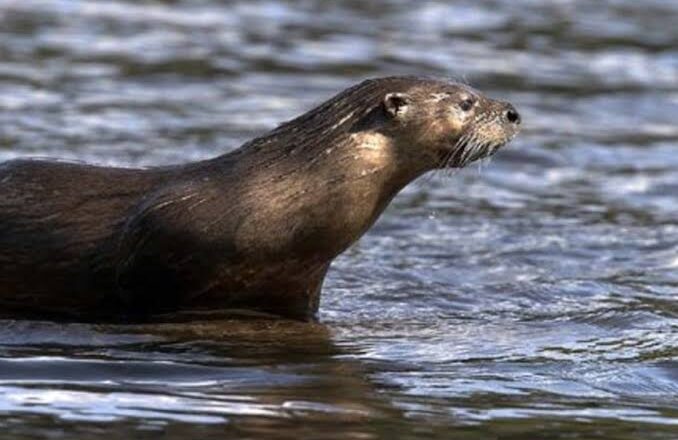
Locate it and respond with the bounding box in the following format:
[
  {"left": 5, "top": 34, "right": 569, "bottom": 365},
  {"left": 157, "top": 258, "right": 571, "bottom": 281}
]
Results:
[
  {"left": 342, "top": 130, "right": 432, "bottom": 190},
  {"left": 286, "top": 130, "right": 431, "bottom": 257},
  {"left": 202, "top": 130, "right": 432, "bottom": 262}
]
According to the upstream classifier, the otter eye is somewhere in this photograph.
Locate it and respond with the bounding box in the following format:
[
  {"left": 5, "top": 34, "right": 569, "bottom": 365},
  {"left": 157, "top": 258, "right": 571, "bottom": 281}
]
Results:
[{"left": 459, "top": 98, "right": 474, "bottom": 112}]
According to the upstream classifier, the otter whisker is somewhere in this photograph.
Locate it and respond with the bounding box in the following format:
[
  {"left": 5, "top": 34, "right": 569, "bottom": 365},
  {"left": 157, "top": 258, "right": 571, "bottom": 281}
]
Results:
[
  {"left": 442, "top": 136, "right": 465, "bottom": 177},
  {"left": 450, "top": 132, "right": 472, "bottom": 168},
  {"left": 459, "top": 134, "right": 481, "bottom": 167},
  {"left": 452, "top": 133, "right": 472, "bottom": 168},
  {"left": 443, "top": 136, "right": 464, "bottom": 168}
]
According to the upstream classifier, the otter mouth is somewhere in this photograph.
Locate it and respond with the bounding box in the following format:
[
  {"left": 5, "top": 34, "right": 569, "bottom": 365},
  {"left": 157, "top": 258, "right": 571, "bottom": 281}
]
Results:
[{"left": 440, "top": 132, "right": 515, "bottom": 169}]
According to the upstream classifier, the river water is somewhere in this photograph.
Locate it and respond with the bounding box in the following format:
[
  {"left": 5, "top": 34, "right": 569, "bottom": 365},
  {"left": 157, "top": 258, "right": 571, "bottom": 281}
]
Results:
[{"left": 0, "top": 1, "right": 676, "bottom": 438}]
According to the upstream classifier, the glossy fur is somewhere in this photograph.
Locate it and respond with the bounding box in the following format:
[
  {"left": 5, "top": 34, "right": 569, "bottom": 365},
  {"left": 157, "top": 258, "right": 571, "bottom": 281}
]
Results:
[{"left": 0, "top": 77, "right": 520, "bottom": 321}]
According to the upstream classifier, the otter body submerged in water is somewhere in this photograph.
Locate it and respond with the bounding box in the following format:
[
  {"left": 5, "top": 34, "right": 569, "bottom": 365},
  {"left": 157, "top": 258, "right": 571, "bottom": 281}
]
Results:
[{"left": 0, "top": 77, "right": 520, "bottom": 321}]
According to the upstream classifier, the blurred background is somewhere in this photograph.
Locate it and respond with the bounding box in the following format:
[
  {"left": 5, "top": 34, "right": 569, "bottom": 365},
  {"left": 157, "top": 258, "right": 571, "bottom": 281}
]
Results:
[{"left": 0, "top": 1, "right": 676, "bottom": 439}]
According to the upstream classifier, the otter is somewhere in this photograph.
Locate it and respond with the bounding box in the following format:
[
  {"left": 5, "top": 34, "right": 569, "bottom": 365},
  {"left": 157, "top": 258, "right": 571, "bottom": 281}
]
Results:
[{"left": 0, "top": 76, "right": 520, "bottom": 321}]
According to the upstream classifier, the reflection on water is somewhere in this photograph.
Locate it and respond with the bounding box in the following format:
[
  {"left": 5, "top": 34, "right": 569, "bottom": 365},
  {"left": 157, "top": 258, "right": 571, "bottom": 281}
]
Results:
[{"left": 0, "top": 0, "right": 677, "bottom": 438}]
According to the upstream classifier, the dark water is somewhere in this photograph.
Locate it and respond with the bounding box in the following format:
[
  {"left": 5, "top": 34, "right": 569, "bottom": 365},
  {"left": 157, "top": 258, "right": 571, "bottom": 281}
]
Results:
[{"left": 0, "top": 0, "right": 677, "bottom": 438}]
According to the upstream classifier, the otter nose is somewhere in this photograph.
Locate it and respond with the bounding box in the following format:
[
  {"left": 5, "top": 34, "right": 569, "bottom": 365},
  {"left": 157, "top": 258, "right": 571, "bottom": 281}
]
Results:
[{"left": 504, "top": 106, "right": 521, "bottom": 125}]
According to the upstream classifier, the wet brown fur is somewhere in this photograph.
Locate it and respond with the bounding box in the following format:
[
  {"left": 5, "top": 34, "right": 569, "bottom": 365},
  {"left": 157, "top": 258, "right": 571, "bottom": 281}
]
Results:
[{"left": 0, "top": 76, "right": 520, "bottom": 321}]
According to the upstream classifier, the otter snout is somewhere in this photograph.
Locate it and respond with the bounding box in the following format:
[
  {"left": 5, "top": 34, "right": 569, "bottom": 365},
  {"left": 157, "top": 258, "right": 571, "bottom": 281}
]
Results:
[{"left": 503, "top": 104, "right": 521, "bottom": 125}]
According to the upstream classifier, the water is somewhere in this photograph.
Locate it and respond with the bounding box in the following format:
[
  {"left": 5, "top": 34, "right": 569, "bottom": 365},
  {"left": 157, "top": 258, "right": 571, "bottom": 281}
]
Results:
[{"left": 0, "top": 0, "right": 677, "bottom": 438}]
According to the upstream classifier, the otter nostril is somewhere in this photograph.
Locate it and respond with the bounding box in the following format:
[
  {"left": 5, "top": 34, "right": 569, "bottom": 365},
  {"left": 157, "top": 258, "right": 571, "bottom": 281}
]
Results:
[{"left": 505, "top": 108, "right": 520, "bottom": 124}]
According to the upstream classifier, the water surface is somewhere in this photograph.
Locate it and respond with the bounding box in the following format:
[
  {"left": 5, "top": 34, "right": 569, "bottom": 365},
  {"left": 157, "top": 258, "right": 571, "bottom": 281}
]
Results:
[{"left": 0, "top": 0, "right": 677, "bottom": 438}]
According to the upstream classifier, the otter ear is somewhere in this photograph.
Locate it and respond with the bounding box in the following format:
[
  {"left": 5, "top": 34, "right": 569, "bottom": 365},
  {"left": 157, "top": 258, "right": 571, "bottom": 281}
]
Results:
[{"left": 383, "top": 92, "right": 411, "bottom": 119}]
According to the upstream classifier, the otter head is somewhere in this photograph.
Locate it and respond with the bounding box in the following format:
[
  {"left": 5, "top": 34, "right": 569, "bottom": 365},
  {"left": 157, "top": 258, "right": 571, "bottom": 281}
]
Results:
[{"left": 377, "top": 80, "right": 521, "bottom": 169}]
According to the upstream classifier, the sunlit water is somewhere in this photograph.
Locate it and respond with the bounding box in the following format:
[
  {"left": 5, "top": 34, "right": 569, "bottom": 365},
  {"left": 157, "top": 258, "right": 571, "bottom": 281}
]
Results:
[{"left": 0, "top": 0, "right": 676, "bottom": 438}]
